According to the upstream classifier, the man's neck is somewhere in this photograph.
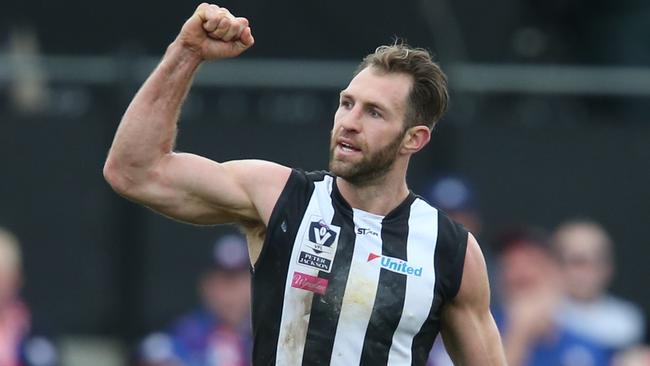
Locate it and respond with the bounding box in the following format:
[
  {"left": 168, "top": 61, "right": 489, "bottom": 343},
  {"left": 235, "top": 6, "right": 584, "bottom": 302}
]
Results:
[{"left": 336, "top": 173, "right": 410, "bottom": 216}]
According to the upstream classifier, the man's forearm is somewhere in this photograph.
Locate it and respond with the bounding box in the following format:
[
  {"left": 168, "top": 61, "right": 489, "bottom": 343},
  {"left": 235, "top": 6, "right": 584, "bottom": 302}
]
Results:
[{"left": 105, "top": 41, "right": 202, "bottom": 182}]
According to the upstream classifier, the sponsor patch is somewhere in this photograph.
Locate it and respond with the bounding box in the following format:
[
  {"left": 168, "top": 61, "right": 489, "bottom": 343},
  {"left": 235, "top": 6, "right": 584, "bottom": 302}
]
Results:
[
  {"left": 297, "top": 217, "right": 340, "bottom": 273},
  {"left": 356, "top": 226, "right": 379, "bottom": 237},
  {"left": 291, "top": 271, "right": 329, "bottom": 295},
  {"left": 367, "top": 252, "right": 423, "bottom": 277}
]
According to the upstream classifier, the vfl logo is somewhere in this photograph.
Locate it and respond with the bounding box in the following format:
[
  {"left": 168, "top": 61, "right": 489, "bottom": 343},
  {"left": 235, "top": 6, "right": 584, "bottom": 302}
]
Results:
[
  {"left": 297, "top": 217, "right": 341, "bottom": 273},
  {"left": 367, "top": 252, "right": 423, "bottom": 277},
  {"left": 308, "top": 221, "right": 337, "bottom": 253}
]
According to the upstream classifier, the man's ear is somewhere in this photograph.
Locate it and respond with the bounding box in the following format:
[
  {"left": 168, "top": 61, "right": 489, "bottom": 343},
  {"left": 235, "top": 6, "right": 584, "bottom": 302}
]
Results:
[{"left": 401, "top": 125, "right": 431, "bottom": 154}]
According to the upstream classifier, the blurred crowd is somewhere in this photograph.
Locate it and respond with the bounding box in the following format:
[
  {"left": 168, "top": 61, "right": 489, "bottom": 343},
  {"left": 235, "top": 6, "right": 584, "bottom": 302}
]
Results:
[
  {"left": 1, "top": 176, "right": 648, "bottom": 366},
  {"left": 137, "top": 234, "right": 252, "bottom": 366},
  {"left": 425, "top": 176, "right": 648, "bottom": 366}
]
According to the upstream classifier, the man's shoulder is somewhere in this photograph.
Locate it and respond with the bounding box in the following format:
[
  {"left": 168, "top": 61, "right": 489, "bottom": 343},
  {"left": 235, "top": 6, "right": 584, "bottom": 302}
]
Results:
[
  {"left": 277, "top": 169, "right": 333, "bottom": 194},
  {"left": 413, "top": 194, "right": 468, "bottom": 235},
  {"left": 400, "top": 194, "right": 469, "bottom": 255},
  {"left": 294, "top": 169, "right": 333, "bottom": 182},
  {"left": 413, "top": 193, "right": 453, "bottom": 219}
]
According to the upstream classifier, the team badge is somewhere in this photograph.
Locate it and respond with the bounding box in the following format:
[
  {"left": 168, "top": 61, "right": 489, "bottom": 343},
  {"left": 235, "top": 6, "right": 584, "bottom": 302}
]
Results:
[{"left": 297, "top": 217, "right": 340, "bottom": 273}]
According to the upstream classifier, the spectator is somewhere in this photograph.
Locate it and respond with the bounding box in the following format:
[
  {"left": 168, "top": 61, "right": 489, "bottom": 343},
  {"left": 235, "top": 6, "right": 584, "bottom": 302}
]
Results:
[
  {"left": 495, "top": 227, "right": 610, "bottom": 366},
  {"left": 552, "top": 220, "right": 645, "bottom": 354},
  {"left": 139, "top": 234, "right": 252, "bottom": 366},
  {"left": 0, "top": 227, "right": 58, "bottom": 366}
]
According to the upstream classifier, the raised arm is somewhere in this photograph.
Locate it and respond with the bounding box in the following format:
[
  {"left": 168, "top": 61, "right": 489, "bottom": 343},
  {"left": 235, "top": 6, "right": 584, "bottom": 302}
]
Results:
[
  {"left": 103, "top": 3, "right": 290, "bottom": 227},
  {"left": 440, "top": 233, "right": 507, "bottom": 365}
]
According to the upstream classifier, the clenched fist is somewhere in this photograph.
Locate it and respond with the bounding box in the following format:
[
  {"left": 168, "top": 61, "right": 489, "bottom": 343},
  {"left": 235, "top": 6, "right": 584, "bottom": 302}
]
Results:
[{"left": 176, "top": 3, "right": 254, "bottom": 61}]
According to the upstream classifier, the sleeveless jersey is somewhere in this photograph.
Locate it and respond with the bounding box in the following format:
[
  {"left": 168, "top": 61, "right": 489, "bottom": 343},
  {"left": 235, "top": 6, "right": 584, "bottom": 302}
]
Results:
[{"left": 251, "top": 170, "right": 468, "bottom": 366}]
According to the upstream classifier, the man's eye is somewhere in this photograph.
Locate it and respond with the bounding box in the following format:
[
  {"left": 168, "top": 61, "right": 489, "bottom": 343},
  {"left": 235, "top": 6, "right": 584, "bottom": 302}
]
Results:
[
  {"left": 340, "top": 100, "right": 352, "bottom": 108},
  {"left": 369, "top": 109, "right": 382, "bottom": 118}
]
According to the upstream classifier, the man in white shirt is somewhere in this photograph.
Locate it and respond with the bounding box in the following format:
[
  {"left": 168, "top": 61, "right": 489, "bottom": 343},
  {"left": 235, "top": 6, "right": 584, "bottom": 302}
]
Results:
[{"left": 552, "top": 220, "right": 645, "bottom": 352}]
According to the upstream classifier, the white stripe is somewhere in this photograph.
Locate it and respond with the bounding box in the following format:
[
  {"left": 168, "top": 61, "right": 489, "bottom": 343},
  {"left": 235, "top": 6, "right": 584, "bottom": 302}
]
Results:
[
  {"left": 330, "top": 209, "right": 384, "bottom": 366},
  {"left": 387, "top": 199, "right": 439, "bottom": 365},
  {"left": 276, "top": 176, "right": 336, "bottom": 365}
]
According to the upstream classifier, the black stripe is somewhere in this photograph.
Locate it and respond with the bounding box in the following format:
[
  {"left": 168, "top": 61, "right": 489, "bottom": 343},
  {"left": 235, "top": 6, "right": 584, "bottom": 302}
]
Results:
[
  {"left": 251, "top": 169, "right": 318, "bottom": 365},
  {"left": 301, "top": 184, "right": 356, "bottom": 366},
  {"left": 410, "top": 298, "right": 443, "bottom": 366},
  {"left": 410, "top": 210, "right": 468, "bottom": 366},
  {"left": 359, "top": 202, "right": 412, "bottom": 365},
  {"left": 436, "top": 212, "right": 468, "bottom": 301}
]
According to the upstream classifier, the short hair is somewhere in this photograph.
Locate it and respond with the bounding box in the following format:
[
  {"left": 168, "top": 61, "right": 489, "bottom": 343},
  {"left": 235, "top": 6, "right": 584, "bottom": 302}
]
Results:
[{"left": 355, "top": 41, "right": 449, "bottom": 130}]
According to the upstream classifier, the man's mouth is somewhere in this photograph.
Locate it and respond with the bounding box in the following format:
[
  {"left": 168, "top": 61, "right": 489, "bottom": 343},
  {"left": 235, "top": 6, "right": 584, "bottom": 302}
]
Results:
[{"left": 339, "top": 142, "right": 361, "bottom": 152}]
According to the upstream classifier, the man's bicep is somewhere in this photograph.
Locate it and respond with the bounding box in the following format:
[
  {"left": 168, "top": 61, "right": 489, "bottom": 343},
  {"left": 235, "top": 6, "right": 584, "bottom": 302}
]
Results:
[
  {"left": 139, "top": 153, "right": 290, "bottom": 225},
  {"left": 440, "top": 234, "right": 506, "bottom": 366}
]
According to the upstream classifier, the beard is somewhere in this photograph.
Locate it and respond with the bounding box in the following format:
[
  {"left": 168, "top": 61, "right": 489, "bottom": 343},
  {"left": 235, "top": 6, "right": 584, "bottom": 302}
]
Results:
[{"left": 329, "top": 131, "right": 404, "bottom": 185}]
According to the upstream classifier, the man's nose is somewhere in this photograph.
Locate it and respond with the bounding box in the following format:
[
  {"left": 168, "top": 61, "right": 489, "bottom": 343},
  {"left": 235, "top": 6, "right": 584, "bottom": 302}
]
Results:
[{"left": 338, "top": 107, "right": 363, "bottom": 132}]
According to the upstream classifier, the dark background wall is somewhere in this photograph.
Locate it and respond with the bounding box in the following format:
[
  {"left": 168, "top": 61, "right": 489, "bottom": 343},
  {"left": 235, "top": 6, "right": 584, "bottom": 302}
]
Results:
[{"left": 4, "top": 0, "right": 650, "bottom": 64}]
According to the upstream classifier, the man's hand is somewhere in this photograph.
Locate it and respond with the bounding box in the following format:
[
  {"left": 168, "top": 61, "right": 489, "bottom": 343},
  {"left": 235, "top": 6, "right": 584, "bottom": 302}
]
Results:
[{"left": 176, "top": 3, "right": 254, "bottom": 61}]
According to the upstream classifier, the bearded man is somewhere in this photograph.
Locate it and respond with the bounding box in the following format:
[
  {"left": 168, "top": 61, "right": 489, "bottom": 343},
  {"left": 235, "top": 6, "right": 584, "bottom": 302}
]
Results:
[{"left": 103, "top": 3, "right": 506, "bottom": 365}]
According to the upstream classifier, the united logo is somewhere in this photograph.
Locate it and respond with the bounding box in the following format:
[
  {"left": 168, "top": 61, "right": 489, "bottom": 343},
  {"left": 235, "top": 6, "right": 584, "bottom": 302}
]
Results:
[{"left": 367, "top": 252, "right": 423, "bottom": 277}]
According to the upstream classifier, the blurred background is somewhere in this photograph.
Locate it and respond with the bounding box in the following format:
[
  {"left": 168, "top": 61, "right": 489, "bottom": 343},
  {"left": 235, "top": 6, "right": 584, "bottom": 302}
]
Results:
[{"left": 1, "top": 0, "right": 649, "bottom": 365}]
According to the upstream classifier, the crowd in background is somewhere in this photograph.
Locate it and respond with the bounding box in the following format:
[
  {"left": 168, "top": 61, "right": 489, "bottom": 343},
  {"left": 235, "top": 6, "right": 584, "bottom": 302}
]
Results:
[
  {"left": 427, "top": 176, "right": 648, "bottom": 366},
  {"left": 1, "top": 176, "right": 648, "bottom": 366}
]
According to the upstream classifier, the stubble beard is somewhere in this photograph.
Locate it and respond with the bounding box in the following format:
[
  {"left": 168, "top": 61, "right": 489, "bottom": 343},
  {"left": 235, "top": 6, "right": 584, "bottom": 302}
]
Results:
[{"left": 328, "top": 131, "right": 405, "bottom": 186}]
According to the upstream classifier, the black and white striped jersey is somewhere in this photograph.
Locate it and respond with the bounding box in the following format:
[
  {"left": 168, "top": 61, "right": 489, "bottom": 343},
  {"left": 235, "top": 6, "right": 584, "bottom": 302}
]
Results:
[{"left": 251, "top": 170, "right": 468, "bottom": 366}]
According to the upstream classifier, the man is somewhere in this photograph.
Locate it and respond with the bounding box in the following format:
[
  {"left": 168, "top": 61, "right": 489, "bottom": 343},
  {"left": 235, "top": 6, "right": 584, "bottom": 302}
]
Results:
[
  {"left": 103, "top": 3, "right": 505, "bottom": 365},
  {"left": 139, "top": 234, "right": 252, "bottom": 366},
  {"left": 552, "top": 220, "right": 645, "bottom": 355}
]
